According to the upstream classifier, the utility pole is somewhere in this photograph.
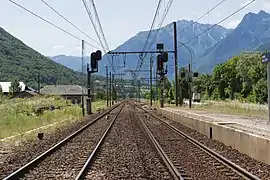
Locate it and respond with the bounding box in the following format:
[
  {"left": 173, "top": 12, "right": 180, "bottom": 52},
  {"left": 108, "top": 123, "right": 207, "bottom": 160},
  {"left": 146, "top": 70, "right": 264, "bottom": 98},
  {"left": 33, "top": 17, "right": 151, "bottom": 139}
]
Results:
[
  {"left": 188, "top": 63, "right": 192, "bottom": 108},
  {"left": 87, "top": 63, "right": 92, "bottom": 115},
  {"left": 37, "top": 72, "right": 40, "bottom": 93},
  {"left": 262, "top": 52, "right": 270, "bottom": 122},
  {"left": 106, "top": 65, "right": 109, "bottom": 107},
  {"left": 81, "top": 40, "right": 85, "bottom": 117},
  {"left": 155, "top": 69, "right": 158, "bottom": 102},
  {"left": 160, "top": 75, "right": 164, "bottom": 108},
  {"left": 109, "top": 72, "right": 112, "bottom": 107},
  {"left": 138, "top": 80, "right": 141, "bottom": 103},
  {"left": 267, "top": 62, "right": 270, "bottom": 122},
  {"left": 173, "top": 21, "right": 179, "bottom": 106},
  {"left": 112, "top": 74, "right": 115, "bottom": 105},
  {"left": 114, "top": 76, "right": 117, "bottom": 103},
  {"left": 150, "top": 56, "right": 153, "bottom": 106}
]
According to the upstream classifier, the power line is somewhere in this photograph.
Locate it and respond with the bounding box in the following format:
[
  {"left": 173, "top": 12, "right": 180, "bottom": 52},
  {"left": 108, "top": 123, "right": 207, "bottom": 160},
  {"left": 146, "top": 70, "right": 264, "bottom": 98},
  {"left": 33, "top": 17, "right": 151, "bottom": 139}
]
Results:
[
  {"left": 89, "top": 0, "right": 110, "bottom": 52},
  {"left": 40, "top": 0, "right": 100, "bottom": 47},
  {"left": 140, "top": 0, "right": 163, "bottom": 59},
  {"left": 137, "top": 0, "right": 174, "bottom": 72},
  {"left": 179, "top": 0, "right": 229, "bottom": 33},
  {"left": 82, "top": 0, "right": 107, "bottom": 52},
  {"left": 143, "top": 0, "right": 174, "bottom": 61},
  {"left": 183, "top": 0, "right": 255, "bottom": 45},
  {"left": 8, "top": 0, "right": 97, "bottom": 48},
  {"left": 82, "top": 0, "right": 114, "bottom": 71}
]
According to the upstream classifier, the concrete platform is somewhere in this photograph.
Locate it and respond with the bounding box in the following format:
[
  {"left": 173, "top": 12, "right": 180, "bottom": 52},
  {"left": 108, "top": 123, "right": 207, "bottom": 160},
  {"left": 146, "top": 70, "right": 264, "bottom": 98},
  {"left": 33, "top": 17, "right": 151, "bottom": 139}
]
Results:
[{"left": 157, "top": 107, "right": 270, "bottom": 165}]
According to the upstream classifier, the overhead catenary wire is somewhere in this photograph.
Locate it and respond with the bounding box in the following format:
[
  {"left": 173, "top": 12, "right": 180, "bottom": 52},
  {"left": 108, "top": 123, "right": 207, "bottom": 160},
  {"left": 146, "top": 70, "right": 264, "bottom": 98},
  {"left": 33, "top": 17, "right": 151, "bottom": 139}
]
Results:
[
  {"left": 8, "top": 0, "right": 97, "bottom": 48},
  {"left": 82, "top": 0, "right": 107, "bottom": 53},
  {"left": 140, "top": 0, "right": 174, "bottom": 65},
  {"left": 136, "top": 0, "right": 174, "bottom": 74},
  {"left": 182, "top": 0, "right": 256, "bottom": 45},
  {"left": 179, "top": 0, "right": 229, "bottom": 33},
  {"left": 89, "top": 0, "right": 110, "bottom": 52},
  {"left": 140, "top": 0, "right": 163, "bottom": 59},
  {"left": 135, "top": 0, "right": 162, "bottom": 72},
  {"left": 82, "top": 0, "right": 114, "bottom": 71},
  {"left": 40, "top": 0, "right": 100, "bottom": 47}
]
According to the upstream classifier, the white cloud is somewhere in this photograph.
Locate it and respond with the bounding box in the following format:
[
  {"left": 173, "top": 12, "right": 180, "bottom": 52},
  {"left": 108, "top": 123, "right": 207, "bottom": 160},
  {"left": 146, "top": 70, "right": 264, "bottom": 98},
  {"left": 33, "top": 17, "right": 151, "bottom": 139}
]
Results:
[
  {"left": 53, "top": 45, "right": 65, "bottom": 49},
  {"left": 226, "top": 19, "right": 241, "bottom": 28}
]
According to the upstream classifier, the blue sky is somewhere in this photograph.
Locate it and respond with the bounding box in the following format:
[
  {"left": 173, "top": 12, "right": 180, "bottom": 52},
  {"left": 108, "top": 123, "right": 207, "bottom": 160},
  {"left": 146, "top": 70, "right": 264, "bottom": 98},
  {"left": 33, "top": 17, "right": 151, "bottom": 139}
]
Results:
[{"left": 0, "top": 0, "right": 269, "bottom": 56}]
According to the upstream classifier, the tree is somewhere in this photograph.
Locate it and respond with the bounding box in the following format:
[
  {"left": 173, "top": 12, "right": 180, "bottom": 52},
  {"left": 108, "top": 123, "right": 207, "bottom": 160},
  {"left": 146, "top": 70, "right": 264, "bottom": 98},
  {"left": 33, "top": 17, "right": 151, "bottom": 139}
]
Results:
[
  {"left": 9, "top": 79, "right": 21, "bottom": 95},
  {"left": 253, "top": 78, "right": 267, "bottom": 104},
  {"left": 96, "top": 91, "right": 106, "bottom": 101},
  {"left": 168, "top": 88, "right": 174, "bottom": 100}
]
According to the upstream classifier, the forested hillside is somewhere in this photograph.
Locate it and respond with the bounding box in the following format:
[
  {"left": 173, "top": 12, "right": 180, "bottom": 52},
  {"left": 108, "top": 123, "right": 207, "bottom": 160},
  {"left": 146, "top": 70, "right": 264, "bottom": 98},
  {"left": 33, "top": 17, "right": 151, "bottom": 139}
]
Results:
[
  {"left": 0, "top": 27, "right": 87, "bottom": 89},
  {"left": 194, "top": 53, "right": 267, "bottom": 104}
]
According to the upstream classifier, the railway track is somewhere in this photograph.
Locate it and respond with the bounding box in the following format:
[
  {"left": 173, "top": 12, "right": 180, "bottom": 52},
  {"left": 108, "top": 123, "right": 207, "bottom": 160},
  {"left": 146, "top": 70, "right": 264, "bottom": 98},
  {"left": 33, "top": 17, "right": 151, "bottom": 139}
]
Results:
[
  {"left": 3, "top": 101, "right": 262, "bottom": 179},
  {"left": 135, "top": 104, "right": 260, "bottom": 180},
  {"left": 3, "top": 103, "right": 124, "bottom": 180},
  {"left": 76, "top": 103, "right": 173, "bottom": 179}
]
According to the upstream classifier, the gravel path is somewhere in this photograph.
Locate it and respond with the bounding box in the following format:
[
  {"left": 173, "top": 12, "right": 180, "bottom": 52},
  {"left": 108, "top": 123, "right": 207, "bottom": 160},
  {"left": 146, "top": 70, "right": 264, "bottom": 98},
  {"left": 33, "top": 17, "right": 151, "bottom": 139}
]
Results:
[{"left": 85, "top": 104, "right": 172, "bottom": 180}]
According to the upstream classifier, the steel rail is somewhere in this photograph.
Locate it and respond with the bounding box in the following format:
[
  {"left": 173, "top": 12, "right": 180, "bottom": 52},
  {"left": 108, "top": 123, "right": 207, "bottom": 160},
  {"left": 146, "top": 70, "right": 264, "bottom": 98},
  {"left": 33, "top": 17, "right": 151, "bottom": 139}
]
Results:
[
  {"left": 140, "top": 105, "right": 260, "bottom": 180},
  {"left": 137, "top": 115, "right": 184, "bottom": 180},
  {"left": 3, "top": 103, "right": 123, "bottom": 180},
  {"left": 75, "top": 103, "right": 125, "bottom": 180}
]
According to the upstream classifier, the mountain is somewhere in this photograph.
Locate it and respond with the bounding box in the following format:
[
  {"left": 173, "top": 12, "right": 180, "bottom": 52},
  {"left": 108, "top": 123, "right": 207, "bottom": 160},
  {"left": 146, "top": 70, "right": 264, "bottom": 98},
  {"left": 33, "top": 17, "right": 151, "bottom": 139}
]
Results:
[
  {"left": 0, "top": 27, "right": 87, "bottom": 89},
  {"left": 50, "top": 11, "right": 270, "bottom": 75},
  {"left": 49, "top": 55, "right": 85, "bottom": 72},
  {"left": 196, "top": 10, "right": 270, "bottom": 72},
  {"left": 50, "top": 20, "right": 231, "bottom": 78},
  {"left": 257, "top": 40, "right": 270, "bottom": 51}
]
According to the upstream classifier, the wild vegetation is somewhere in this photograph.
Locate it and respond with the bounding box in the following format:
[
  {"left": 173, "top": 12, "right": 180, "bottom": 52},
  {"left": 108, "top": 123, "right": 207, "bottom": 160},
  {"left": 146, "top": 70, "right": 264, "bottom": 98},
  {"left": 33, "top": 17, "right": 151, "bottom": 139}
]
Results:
[
  {"left": 0, "top": 96, "right": 80, "bottom": 139},
  {"left": 0, "top": 95, "right": 108, "bottom": 140},
  {"left": 145, "top": 52, "right": 267, "bottom": 107},
  {"left": 193, "top": 52, "right": 267, "bottom": 104},
  {"left": 0, "top": 27, "right": 107, "bottom": 90}
]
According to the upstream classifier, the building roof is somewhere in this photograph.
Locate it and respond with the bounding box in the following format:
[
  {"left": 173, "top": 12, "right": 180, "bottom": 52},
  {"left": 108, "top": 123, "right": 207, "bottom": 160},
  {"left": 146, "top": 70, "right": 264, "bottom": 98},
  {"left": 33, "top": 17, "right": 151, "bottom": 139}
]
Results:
[
  {"left": 0, "top": 82, "right": 26, "bottom": 93},
  {"left": 14, "top": 90, "right": 40, "bottom": 98},
  {"left": 25, "top": 90, "right": 40, "bottom": 96},
  {"left": 40, "top": 85, "right": 87, "bottom": 95}
]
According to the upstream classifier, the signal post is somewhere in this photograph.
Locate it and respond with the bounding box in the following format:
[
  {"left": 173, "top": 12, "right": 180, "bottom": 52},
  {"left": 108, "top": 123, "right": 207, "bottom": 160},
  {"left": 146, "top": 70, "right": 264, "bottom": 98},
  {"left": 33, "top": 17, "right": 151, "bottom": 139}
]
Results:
[
  {"left": 157, "top": 51, "right": 168, "bottom": 108},
  {"left": 87, "top": 50, "right": 102, "bottom": 115}
]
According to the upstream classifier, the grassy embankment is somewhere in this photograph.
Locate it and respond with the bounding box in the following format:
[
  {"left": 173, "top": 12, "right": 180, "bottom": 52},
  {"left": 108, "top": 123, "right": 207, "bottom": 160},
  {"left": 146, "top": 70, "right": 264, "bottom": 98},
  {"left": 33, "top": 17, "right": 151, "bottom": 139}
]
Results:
[
  {"left": 0, "top": 96, "right": 107, "bottom": 140},
  {"left": 146, "top": 99, "right": 267, "bottom": 119},
  {"left": 187, "top": 100, "right": 268, "bottom": 119}
]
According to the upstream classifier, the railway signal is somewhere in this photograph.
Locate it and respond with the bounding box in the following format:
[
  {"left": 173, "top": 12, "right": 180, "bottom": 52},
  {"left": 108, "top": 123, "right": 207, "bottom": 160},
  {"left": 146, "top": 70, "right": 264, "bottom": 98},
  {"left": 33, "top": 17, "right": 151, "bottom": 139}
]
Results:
[
  {"left": 161, "top": 52, "right": 168, "bottom": 62},
  {"left": 87, "top": 50, "right": 102, "bottom": 115},
  {"left": 91, "top": 50, "right": 102, "bottom": 72},
  {"left": 180, "top": 66, "right": 199, "bottom": 109},
  {"left": 156, "top": 51, "right": 169, "bottom": 108}
]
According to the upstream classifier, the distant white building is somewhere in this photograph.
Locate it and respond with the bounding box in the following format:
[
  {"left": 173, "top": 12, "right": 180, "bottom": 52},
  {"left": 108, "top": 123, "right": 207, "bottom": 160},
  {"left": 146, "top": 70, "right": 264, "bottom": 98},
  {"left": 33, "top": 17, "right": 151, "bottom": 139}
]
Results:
[
  {"left": 0, "top": 82, "right": 26, "bottom": 93},
  {"left": 0, "top": 82, "right": 38, "bottom": 97}
]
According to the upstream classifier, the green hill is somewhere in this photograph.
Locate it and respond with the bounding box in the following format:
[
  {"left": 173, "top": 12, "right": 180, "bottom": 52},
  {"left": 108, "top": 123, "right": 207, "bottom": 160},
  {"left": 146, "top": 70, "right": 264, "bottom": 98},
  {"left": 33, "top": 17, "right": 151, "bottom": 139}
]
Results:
[{"left": 0, "top": 27, "right": 86, "bottom": 89}]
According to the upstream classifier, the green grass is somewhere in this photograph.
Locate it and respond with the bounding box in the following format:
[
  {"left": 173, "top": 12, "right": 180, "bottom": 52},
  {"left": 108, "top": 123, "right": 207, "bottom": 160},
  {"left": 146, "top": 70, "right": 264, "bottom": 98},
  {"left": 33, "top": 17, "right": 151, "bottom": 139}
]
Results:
[
  {"left": 92, "top": 100, "right": 107, "bottom": 113},
  {"left": 0, "top": 97, "right": 109, "bottom": 140},
  {"left": 145, "top": 98, "right": 268, "bottom": 119},
  {"left": 0, "top": 96, "right": 82, "bottom": 139},
  {"left": 171, "top": 100, "right": 268, "bottom": 120}
]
